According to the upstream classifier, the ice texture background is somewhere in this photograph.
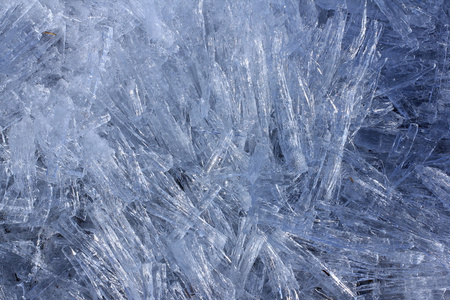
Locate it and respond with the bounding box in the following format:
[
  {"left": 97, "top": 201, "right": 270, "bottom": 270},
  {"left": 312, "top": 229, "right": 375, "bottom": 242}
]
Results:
[{"left": 0, "top": 0, "right": 449, "bottom": 299}]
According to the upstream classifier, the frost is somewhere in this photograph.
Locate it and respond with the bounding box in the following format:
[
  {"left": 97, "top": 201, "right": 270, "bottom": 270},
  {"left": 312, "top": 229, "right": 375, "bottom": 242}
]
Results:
[{"left": 0, "top": 0, "right": 449, "bottom": 299}]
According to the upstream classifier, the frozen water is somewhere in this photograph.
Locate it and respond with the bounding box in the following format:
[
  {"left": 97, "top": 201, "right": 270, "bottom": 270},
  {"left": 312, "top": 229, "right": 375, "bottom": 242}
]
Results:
[{"left": 0, "top": 0, "right": 449, "bottom": 299}]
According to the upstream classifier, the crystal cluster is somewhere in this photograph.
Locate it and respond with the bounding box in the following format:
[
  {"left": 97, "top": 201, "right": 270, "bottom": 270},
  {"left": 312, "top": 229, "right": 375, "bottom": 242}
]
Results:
[{"left": 0, "top": 0, "right": 449, "bottom": 299}]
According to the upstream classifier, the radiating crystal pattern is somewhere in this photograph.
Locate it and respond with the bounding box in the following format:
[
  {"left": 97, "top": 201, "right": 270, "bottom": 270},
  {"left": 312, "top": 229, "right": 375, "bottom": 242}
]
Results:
[{"left": 0, "top": 0, "right": 449, "bottom": 299}]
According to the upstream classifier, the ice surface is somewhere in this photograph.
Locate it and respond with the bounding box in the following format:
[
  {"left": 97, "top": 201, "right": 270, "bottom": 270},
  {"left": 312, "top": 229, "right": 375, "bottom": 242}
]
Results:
[{"left": 0, "top": 0, "right": 449, "bottom": 299}]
